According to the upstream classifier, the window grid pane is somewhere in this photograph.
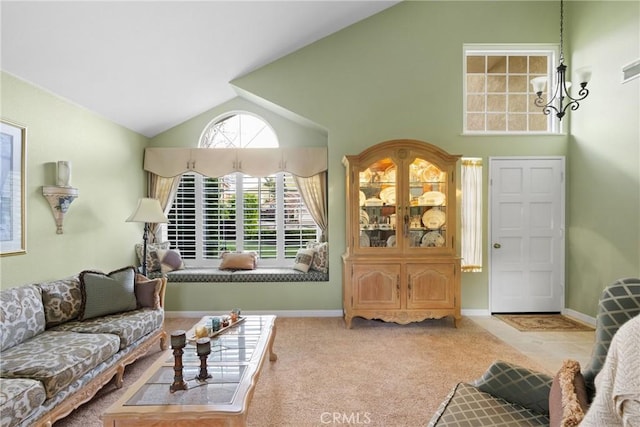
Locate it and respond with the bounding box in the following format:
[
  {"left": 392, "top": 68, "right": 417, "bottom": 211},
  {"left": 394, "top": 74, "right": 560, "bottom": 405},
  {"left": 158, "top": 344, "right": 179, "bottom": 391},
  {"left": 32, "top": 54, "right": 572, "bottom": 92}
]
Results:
[{"left": 464, "top": 49, "right": 552, "bottom": 133}]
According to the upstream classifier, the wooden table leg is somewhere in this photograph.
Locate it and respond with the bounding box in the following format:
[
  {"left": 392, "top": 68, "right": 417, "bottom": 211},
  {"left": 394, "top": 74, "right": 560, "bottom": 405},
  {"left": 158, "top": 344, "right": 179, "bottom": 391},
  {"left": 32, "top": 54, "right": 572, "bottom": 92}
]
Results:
[{"left": 268, "top": 322, "right": 278, "bottom": 362}]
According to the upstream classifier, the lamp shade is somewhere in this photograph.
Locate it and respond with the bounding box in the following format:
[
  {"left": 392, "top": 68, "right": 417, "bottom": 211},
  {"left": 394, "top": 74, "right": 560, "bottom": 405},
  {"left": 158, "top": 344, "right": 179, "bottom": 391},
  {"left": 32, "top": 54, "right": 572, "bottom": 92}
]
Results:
[{"left": 126, "top": 198, "right": 168, "bottom": 223}]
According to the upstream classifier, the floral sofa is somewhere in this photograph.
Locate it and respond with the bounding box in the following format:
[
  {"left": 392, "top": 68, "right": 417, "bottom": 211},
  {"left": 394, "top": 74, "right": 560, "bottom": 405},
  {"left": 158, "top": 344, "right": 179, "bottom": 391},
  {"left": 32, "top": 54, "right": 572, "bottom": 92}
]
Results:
[{"left": 0, "top": 267, "right": 167, "bottom": 427}]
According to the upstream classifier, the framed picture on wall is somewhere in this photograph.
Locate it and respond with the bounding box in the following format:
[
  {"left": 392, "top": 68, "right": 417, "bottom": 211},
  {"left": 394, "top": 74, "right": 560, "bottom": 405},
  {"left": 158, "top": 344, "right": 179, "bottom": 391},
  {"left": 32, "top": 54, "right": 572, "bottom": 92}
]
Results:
[{"left": 1, "top": 119, "right": 26, "bottom": 256}]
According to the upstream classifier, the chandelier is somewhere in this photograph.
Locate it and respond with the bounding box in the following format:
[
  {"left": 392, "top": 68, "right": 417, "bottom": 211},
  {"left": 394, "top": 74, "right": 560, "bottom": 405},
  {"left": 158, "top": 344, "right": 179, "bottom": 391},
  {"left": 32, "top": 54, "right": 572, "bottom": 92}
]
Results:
[{"left": 531, "top": 0, "right": 591, "bottom": 120}]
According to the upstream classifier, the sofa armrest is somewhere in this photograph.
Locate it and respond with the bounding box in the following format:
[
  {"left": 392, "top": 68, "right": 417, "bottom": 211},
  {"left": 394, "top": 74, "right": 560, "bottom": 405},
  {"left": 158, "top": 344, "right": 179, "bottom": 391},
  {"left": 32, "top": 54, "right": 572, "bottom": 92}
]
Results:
[{"left": 471, "top": 360, "right": 553, "bottom": 416}]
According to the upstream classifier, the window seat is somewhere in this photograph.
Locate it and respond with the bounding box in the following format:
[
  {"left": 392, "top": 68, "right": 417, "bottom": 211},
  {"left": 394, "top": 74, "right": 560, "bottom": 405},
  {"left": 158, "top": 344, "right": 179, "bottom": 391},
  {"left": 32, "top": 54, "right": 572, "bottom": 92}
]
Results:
[{"left": 147, "top": 267, "right": 329, "bottom": 283}]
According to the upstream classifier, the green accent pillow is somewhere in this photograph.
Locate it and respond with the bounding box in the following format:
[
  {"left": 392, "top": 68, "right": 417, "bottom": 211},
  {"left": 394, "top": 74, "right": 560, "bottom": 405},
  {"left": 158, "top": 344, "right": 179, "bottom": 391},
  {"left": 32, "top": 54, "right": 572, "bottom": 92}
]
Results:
[{"left": 79, "top": 267, "right": 137, "bottom": 320}]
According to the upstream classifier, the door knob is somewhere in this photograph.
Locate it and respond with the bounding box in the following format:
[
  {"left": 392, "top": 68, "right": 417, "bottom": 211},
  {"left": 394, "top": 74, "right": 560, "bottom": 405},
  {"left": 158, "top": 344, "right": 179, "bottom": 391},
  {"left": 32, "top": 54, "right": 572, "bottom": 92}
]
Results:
[{"left": 493, "top": 243, "right": 501, "bottom": 249}]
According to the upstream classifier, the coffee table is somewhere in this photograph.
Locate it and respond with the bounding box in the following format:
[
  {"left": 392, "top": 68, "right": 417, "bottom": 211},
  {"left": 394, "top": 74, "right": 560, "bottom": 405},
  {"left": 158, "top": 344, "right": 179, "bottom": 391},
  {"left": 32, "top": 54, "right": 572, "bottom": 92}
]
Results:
[{"left": 102, "top": 315, "right": 277, "bottom": 427}]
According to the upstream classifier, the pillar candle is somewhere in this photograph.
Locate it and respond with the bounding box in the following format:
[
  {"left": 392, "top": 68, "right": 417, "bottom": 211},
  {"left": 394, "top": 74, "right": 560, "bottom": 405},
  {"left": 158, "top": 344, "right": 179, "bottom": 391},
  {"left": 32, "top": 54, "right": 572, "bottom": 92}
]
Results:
[
  {"left": 171, "top": 330, "right": 186, "bottom": 348},
  {"left": 56, "top": 161, "right": 71, "bottom": 187},
  {"left": 196, "top": 337, "right": 211, "bottom": 355}
]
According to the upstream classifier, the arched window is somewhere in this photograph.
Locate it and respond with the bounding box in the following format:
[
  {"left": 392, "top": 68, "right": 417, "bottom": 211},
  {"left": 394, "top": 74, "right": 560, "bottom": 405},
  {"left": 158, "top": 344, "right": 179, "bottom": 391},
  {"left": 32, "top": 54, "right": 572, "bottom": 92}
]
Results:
[
  {"left": 200, "top": 112, "right": 278, "bottom": 148},
  {"left": 167, "top": 113, "right": 319, "bottom": 267}
]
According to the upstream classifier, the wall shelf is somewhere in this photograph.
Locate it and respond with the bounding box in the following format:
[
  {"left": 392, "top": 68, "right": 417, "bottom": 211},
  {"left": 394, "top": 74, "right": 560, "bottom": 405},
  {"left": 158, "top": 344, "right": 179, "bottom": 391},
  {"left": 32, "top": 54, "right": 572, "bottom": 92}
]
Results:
[{"left": 42, "top": 186, "right": 78, "bottom": 234}]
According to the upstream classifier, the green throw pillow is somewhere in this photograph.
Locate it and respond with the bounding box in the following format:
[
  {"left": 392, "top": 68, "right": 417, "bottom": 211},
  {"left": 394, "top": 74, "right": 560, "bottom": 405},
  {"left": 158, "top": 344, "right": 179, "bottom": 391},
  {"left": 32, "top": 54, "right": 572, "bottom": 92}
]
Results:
[{"left": 79, "top": 266, "right": 137, "bottom": 320}]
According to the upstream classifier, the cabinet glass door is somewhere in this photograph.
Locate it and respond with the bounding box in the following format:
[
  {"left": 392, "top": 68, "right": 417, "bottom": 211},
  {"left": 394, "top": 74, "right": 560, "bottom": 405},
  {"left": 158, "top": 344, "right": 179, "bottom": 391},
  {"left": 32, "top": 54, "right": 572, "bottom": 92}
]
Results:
[
  {"left": 358, "top": 157, "right": 397, "bottom": 249},
  {"left": 406, "top": 157, "right": 447, "bottom": 249}
]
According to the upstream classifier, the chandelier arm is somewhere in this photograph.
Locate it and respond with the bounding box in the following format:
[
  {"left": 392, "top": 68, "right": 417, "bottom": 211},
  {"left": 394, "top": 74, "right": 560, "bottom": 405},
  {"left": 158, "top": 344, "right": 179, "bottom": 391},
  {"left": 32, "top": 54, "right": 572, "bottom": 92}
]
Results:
[
  {"left": 561, "top": 89, "right": 589, "bottom": 103},
  {"left": 542, "top": 104, "right": 560, "bottom": 117}
]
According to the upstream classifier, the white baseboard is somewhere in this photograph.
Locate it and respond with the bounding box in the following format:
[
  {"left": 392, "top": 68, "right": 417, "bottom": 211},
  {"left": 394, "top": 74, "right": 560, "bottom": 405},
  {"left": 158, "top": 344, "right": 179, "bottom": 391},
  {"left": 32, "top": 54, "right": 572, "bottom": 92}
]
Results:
[
  {"left": 562, "top": 308, "right": 596, "bottom": 327},
  {"left": 165, "top": 310, "right": 344, "bottom": 318},
  {"left": 461, "top": 309, "right": 491, "bottom": 316}
]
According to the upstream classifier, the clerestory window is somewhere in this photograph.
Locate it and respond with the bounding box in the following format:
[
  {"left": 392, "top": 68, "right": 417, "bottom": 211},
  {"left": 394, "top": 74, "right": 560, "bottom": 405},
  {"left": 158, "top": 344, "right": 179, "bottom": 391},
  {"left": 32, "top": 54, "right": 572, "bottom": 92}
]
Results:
[
  {"left": 167, "top": 113, "right": 319, "bottom": 267},
  {"left": 464, "top": 45, "right": 561, "bottom": 134}
]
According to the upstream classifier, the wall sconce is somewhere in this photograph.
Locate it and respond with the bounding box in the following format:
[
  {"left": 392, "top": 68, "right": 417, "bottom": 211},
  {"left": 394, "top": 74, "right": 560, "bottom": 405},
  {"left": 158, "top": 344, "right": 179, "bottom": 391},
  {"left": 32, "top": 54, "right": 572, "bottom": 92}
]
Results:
[{"left": 42, "top": 161, "right": 78, "bottom": 234}]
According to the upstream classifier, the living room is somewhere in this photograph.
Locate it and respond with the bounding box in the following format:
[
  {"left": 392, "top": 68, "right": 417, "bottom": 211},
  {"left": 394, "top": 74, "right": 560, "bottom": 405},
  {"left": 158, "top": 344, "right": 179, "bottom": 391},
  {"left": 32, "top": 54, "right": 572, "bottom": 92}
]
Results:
[{"left": 1, "top": 1, "right": 639, "bottom": 425}]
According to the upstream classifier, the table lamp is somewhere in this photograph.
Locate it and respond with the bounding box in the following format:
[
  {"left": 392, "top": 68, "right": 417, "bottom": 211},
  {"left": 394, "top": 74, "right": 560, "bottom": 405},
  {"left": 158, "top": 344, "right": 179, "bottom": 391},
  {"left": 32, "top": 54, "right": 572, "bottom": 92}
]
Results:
[{"left": 126, "top": 198, "right": 168, "bottom": 276}]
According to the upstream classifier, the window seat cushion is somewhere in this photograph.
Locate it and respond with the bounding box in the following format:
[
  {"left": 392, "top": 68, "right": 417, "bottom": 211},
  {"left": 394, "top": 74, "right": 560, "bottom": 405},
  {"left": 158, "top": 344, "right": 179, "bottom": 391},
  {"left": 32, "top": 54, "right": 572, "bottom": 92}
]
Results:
[{"left": 148, "top": 267, "right": 328, "bottom": 283}]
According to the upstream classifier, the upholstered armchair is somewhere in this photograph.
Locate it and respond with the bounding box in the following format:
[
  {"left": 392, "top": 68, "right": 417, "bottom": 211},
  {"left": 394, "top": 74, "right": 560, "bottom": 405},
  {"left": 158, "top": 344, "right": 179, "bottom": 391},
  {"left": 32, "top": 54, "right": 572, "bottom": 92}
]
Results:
[{"left": 428, "top": 277, "right": 640, "bottom": 426}]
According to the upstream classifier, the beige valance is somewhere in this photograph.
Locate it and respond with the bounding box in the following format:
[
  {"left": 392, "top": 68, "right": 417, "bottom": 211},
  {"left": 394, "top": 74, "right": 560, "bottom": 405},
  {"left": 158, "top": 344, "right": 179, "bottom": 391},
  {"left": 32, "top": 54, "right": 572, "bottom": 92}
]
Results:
[{"left": 144, "top": 147, "right": 327, "bottom": 178}]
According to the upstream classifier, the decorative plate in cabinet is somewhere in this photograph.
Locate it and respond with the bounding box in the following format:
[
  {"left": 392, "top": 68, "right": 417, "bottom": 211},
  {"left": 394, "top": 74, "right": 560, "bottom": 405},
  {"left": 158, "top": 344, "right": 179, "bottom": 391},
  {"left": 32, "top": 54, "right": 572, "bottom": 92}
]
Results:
[{"left": 422, "top": 209, "right": 446, "bottom": 229}]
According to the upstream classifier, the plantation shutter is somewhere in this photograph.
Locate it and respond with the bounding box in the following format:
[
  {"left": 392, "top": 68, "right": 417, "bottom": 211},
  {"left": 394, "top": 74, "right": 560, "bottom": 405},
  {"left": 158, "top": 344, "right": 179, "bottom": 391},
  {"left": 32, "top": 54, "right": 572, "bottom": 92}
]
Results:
[{"left": 167, "top": 173, "right": 196, "bottom": 259}]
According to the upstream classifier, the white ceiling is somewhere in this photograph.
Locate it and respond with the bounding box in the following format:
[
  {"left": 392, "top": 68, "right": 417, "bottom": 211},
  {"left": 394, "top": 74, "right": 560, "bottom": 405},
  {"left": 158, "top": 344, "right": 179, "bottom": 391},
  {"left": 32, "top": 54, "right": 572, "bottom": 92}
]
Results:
[{"left": 1, "top": 1, "right": 399, "bottom": 137}]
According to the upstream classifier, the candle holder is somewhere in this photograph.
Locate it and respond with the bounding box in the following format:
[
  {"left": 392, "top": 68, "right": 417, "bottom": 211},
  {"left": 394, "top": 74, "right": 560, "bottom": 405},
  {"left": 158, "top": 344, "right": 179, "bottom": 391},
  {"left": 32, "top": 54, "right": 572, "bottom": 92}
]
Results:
[
  {"left": 169, "top": 330, "right": 188, "bottom": 393},
  {"left": 196, "top": 337, "right": 212, "bottom": 381}
]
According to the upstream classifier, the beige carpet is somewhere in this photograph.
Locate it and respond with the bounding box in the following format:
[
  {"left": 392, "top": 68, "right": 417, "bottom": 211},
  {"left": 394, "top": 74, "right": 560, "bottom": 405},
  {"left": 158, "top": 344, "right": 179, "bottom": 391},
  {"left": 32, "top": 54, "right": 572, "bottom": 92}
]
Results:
[
  {"left": 494, "top": 314, "right": 594, "bottom": 332},
  {"left": 54, "top": 316, "right": 546, "bottom": 427}
]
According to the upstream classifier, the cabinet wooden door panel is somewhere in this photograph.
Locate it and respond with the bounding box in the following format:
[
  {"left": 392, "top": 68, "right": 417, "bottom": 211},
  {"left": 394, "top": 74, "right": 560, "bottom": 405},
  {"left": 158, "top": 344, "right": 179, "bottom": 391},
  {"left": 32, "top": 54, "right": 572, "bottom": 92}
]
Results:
[
  {"left": 406, "top": 263, "right": 455, "bottom": 309},
  {"left": 352, "top": 264, "right": 400, "bottom": 309}
]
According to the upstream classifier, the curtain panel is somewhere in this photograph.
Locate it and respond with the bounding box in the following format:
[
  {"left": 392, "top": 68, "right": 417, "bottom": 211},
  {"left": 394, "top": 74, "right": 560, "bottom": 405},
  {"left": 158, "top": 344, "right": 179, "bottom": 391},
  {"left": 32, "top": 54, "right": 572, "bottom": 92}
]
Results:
[
  {"left": 294, "top": 172, "right": 328, "bottom": 242},
  {"left": 461, "top": 158, "right": 483, "bottom": 272},
  {"left": 147, "top": 174, "right": 180, "bottom": 243}
]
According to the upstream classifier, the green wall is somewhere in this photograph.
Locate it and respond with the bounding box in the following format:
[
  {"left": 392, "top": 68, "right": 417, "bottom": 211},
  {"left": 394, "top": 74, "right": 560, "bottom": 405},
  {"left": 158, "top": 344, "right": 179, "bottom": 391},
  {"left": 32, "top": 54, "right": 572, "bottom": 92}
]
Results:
[
  {"left": 0, "top": 72, "right": 148, "bottom": 288},
  {"left": 565, "top": 1, "right": 640, "bottom": 315}
]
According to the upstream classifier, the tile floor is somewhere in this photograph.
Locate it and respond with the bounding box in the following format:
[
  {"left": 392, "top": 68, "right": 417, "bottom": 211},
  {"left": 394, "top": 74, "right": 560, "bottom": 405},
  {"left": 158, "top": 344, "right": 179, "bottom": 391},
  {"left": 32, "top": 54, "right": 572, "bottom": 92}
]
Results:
[{"left": 469, "top": 315, "right": 596, "bottom": 375}]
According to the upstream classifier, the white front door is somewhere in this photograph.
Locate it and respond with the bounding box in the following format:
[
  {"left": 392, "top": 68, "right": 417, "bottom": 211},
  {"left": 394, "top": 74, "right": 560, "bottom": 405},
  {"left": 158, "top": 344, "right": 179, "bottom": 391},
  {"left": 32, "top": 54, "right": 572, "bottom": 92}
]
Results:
[{"left": 489, "top": 157, "right": 565, "bottom": 313}]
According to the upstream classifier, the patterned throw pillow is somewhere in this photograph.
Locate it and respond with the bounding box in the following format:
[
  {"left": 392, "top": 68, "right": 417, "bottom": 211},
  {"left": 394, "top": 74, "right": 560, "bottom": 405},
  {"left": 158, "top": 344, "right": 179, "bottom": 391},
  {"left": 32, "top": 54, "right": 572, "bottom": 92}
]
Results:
[
  {"left": 134, "top": 274, "right": 163, "bottom": 309},
  {"left": 135, "top": 242, "right": 170, "bottom": 272},
  {"left": 154, "top": 249, "right": 185, "bottom": 273},
  {"left": 306, "top": 241, "right": 328, "bottom": 273},
  {"left": 79, "top": 267, "right": 137, "bottom": 321},
  {"left": 293, "top": 248, "right": 316, "bottom": 273},
  {"left": 37, "top": 276, "right": 83, "bottom": 327},
  {"left": 219, "top": 252, "right": 257, "bottom": 270},
  {"left": 0, "top": 285, "right": 46, "bottom": 352}
]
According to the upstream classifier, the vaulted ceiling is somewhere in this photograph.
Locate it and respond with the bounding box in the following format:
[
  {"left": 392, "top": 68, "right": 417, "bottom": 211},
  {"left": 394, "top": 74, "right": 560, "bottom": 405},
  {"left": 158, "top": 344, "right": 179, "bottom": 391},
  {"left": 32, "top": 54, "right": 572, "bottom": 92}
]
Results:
[{"left": 1, "top": 1, "right": 399, "bottom": 137}]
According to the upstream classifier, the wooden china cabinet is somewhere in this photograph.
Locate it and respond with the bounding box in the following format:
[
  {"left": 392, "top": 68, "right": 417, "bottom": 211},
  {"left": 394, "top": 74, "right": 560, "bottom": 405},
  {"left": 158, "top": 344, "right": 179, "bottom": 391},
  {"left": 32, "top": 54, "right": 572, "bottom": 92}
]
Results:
[{"left": 342, "top": 139, "right": 462, "bottom": 328}]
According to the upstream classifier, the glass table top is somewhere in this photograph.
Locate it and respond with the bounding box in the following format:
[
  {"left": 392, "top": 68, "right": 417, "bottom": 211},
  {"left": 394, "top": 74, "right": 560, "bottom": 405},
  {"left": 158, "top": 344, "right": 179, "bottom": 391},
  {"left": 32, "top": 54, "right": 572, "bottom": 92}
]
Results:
[{"left": 123, "top": 315, "right": 275, "bottom": 407}]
